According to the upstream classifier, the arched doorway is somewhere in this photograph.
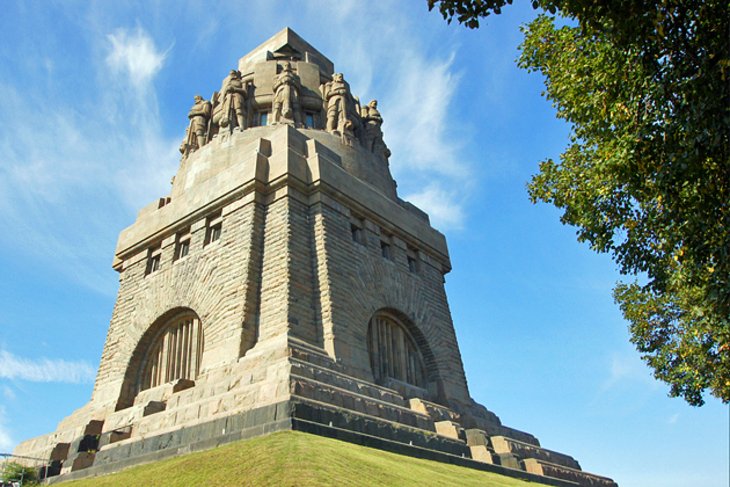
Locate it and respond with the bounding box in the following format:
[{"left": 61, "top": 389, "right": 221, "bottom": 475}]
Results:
[
  {"left": 367, "top": 311, "right": 430, "bottom": 390},
  {"left": 115, "top": 308, "right": 204, "bottom": 410},
  {"left": 138, "top": 311, "right": 203, "bottom": 391}
]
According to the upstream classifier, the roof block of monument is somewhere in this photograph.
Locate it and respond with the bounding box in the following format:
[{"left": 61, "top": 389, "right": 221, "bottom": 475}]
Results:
[
  {"left": 238, "top": 27, "right": 334, "bottom": 76},
  {"left": 175, "top": 27, "right": 396, "bottom": 207}
]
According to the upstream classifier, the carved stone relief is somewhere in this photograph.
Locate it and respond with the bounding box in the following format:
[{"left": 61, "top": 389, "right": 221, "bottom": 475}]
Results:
[
  {"left": 179, "top": 95, "right": 212, "bottom": 157},
  {"left": 323, "top": 73, "right": 349, "bottom": 135},
  {"left": 180, "top": 61, "right": 390, "bottom": 158},
  {"left": 361, "top": 99, "right": 391, "bottom": 161},
  {"left": 271, "top": 62, "right": 302, "bottom": 125},
  {"left": 216, "top": 69, "right": 248, "bottom": 131}
]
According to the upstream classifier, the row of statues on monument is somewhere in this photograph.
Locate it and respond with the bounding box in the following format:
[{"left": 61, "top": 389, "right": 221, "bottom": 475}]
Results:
[{"left": 180, "top": 62, "right": 390, "bottom": 162}]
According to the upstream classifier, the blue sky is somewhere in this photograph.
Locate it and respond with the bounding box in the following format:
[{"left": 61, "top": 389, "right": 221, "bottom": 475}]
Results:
[{"left": 0, "top": 2, "right": 726, "bottom": 486}]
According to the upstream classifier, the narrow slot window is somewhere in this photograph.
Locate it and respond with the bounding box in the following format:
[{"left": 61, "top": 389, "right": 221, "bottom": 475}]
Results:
[
  {"left": 381, "top": 240, "right": 391, "bottom": 260},
  {"left": 174, "top": 229, "right": 191, "bottom": 261},
  {"left": 407, "top": 247, "right": 420, "bottom": 273},
  {"left": 350, "top": 216, "right": 366, "bottom": 246},
  {"left": 146, "top": 245, "right": 162, "bottom": 275},
  {"left": 351, "top": 224, "right": 362, "bottom": 243},
  {"left": 204, "top": 212, "right": 223, "bottom": 246},
  {"left": 304, "top": 112, "right": 315, "bottom": 128},
  {"left": 380, "top": 231, "right": 393, "bottom": 260}
]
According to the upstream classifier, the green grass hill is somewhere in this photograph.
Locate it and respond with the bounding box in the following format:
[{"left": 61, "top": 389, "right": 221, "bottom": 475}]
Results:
[{"left": 58, "top": 431, "right": 536, "bottom": 486}]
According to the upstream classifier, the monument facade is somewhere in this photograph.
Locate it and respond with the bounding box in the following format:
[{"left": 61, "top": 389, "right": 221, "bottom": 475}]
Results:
[{"left": 15, "top": 29, "right": 617, "bottom": 487}]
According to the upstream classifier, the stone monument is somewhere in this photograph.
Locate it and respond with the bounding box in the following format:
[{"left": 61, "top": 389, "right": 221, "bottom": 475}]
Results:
[{"left": 14, "top": 28, "right": 617, "bottom": 487}]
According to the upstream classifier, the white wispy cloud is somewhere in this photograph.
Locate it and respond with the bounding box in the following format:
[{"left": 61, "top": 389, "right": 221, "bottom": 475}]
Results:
[
  {"left": 601, "top": 352, "right": 657, "bottom": 391},
  {"left": 384, "top": 53, "right": 466, "bottom": 177},
  {"left": 404, "top": 183, "right": 465, "bottom": 230},
  {"left": 0, "top": 350, "right": 95, "bottom": 384},
  {"left": 0, "top": 25, "right": 179, "bottom": 294},
  {"left": 106, "top": 26, "right": 168, "bottom": 89},
  {"left": 0, "top": 5, "right": 470, "bottom": 293},
  {"left": 2, "top": 386, "right": 15, "bottom": 401},
  {"left": 0, "top": 407, "right": 13, "bottom": 452},
  {"left": 101, "top": 26, "right": 179, "bottom": 207},
  {"left": 292, "top": 1, "right": 473, "bottom": 232}
]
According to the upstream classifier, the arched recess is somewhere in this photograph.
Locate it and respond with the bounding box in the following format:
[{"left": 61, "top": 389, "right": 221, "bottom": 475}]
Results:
[
  {"left": 366, "top": 309, "right": 440, "bottom": 399},
  {"left": 116, "top": 307, "right": 204, "bottom": 410}
]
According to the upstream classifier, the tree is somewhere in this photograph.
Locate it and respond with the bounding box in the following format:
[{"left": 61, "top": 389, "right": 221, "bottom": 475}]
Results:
[
  {"left": 429, "top": 0, "right": 730, "bottom": 405},
  {"left": 0, "top": 461, "right": 39, "bottom": 486}
]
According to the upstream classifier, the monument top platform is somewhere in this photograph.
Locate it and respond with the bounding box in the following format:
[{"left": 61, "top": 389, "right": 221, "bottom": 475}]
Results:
[{"left": 238, "top": 27, "right": 334, "bottom": 76}]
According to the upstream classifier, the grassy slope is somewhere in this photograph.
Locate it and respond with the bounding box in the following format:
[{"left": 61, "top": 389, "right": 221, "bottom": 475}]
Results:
[{"left": 59, "top": 431, "right": 535, "bottom": 486}]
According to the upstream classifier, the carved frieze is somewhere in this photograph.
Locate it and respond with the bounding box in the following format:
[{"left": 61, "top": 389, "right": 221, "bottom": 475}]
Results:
[
  {"left": 271, "top": 62, "right": 302, "bottom": 125},
  {"left": 216, "top": 69, "right": 248, "bottom": 131},
  {"left": 180, "top": 55, "right": 391, "bottom": 158},
  {"left": 179, "top": 95, "right": 212, "bottom": 157}
]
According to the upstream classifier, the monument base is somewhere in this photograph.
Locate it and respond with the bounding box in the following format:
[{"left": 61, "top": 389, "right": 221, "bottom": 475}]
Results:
[{"left": 20, "top": 338, "right": 615, "bottom": 487}]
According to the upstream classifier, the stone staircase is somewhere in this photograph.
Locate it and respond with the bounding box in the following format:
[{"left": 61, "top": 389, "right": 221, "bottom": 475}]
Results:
[{"left": 286, "top": 338, "right": 618, "bottom": 487}]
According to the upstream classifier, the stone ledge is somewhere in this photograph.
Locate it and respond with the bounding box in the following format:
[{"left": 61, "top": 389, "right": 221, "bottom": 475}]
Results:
[
  {"left": 287, "top": 336, "right": 333, "bottom": 361},
  {"left": 434, "top": 420, "right": 464, "bottom": 440},
  {"left": 48, "top": 401, "right": 293, "bottom": 484},
  {"left": 491, "top": 435, "right": 581, "bottom": 470},
  {"left": 290, "top": 357, "right": 409, "bottom": 406},
  {"left": 465, "top": 419, "right": 540, "bottom": 447},
  {"left": 290, "top": 415, "right": 580, "bottom": 487},
  {"left": 45, "top": 397, "right": 592, "bottom": 487},
  {"left": 290, "top": 395, "right": 467, "bottom": 455},
  {"left": 522, "top": 458, "right": 619, "bottom": 487},
  {"left": 409, "top": 397, "right": 461, "bottom": 422},
  {"left": 290, "top": 374, "right": 433, "bottom": 430}
]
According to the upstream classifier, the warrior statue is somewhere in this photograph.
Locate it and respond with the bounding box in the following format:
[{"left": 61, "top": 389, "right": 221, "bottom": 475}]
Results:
[
  {"left": 271, "top": 62, "right": 302, "bottom": 125},
  {"left": 361, "top": 99, "right": 389, "bottom": 159},
  {"left": 217, "top": 69, "right": 247, "bottom": 130},
  {"left": 179, "top": 95, "right": 212, "bottom": 157},
  {"left": 323, "top": 73, "right": 350, "bottom": 134}
]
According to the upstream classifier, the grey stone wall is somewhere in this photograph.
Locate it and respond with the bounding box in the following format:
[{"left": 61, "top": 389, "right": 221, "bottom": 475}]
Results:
[
  {"left": 82, "top": 120, "right": 474, "bottom": 422},
  {"left": 93, "top": 192, "right": 263, "bottom": 409},
  {"left": 308, "top": 192, "right": 472, "bottom": 406}
]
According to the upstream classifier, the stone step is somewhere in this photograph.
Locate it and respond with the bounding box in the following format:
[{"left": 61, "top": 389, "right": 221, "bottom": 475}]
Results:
[
  {"left": 289, "top": 396, "right": 471, "bottom": 458},
  {"left": 466, "top": 422, "right": 540, "bottom": 447},
  {"left": 289, "top": 356, "right": 408, "bottom": 406},
  {"left": 490, "top": 435, "right": 581, "bottom": 470},
  {"left": 287, "top": 339, "right": 348, "bottom": 374},
  {"left": 409, "top": 397, "right": 460, "bottom": 422},
  {"left": 287, "top": 336, "right": 333, "bottom": 362},
  {"left": 522, "top": 458, "right": 619, "bottom": 487},
  {"left": 290, "top": 374, "right": 434, "bottom": 431}
]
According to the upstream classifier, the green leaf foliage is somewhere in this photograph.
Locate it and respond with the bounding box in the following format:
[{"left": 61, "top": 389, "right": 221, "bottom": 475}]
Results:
[
  {"left": 0, "top": 461, "right": 40, "bottom": 485},
  {"left": 429, "top": 0, "right": 730, "bottom": 405}
]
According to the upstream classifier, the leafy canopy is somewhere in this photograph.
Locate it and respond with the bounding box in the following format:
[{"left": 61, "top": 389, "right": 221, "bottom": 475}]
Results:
[
  {"left": 0, "top": 461, "right": 40, "bottom": 485},
  {"left": 429, "top": 0, "right": 730, "bottom": 405}
]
